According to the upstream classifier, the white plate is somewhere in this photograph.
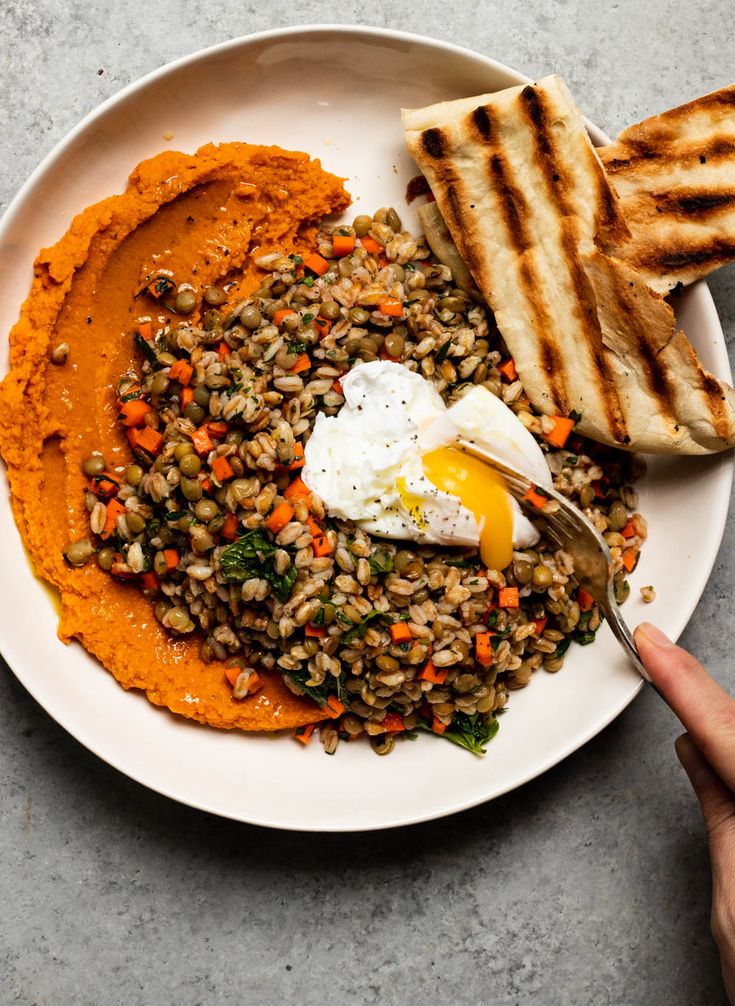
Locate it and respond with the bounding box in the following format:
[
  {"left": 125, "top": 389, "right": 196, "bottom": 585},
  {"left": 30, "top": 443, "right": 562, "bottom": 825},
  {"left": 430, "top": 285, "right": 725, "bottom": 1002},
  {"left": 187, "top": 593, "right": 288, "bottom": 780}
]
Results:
[{"left": 0, "top": 26, "right": 732, "bottom": 831}]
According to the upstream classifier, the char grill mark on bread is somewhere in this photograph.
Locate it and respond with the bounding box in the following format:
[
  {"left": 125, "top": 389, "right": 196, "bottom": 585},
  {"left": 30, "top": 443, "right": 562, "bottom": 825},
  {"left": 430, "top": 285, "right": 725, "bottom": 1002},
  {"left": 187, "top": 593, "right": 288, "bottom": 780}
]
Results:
[
  {"left": 599, "top": 83, "right": 735, "bottom": 291},
  {"left": 402, "top": 76, "right": 735, "bottom": 454},
  {"left": 516, "top": 85, "right": 629, "bottom": 442},
  {"left": 421, "top": 107, "right": 570, "bottom": 414}
]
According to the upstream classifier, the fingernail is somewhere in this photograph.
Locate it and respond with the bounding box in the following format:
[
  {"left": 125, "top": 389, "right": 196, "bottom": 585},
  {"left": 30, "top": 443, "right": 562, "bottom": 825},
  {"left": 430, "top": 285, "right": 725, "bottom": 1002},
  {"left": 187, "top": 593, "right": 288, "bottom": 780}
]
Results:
[{"left": 635, "top": 622, "right": 675, "bottom": 648}]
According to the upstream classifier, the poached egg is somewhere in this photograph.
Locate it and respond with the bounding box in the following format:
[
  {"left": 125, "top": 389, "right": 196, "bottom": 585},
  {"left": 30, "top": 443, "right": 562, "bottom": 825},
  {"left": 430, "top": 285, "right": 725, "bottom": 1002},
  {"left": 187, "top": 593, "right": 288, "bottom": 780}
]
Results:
[{"left": 301, "top": 361, "right": 552, "bottom": 571}]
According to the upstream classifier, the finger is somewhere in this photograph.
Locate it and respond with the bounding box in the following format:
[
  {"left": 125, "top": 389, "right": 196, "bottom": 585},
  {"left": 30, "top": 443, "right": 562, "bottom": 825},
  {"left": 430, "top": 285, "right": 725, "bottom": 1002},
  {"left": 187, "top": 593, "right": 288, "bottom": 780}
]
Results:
[
  {"left": 636, "top": 623, "right": 735, "bottom": 791},
  {"left": 676, "top": 734, "right": 735, "bottom": 864},
  {"left": 676, "top": 733, "right": 735, "bottom": 981}
]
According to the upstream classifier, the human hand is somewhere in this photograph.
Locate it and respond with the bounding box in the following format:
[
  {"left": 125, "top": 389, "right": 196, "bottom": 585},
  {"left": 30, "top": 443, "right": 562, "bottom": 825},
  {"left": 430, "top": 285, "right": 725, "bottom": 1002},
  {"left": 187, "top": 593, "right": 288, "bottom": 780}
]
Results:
[{"left": 635, "top": 623, "right": 735, "bottom": 1004}]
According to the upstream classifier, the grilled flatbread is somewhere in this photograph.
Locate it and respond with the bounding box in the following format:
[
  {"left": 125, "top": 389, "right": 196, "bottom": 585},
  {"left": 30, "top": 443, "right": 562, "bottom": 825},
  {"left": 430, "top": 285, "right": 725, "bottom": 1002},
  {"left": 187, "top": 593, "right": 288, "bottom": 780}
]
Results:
[
  {"left": 600, "top": 84, "right": 735, "bottom": 293},
  {"left": 402, "top": 76, "right": 735, "bottom": 454}
]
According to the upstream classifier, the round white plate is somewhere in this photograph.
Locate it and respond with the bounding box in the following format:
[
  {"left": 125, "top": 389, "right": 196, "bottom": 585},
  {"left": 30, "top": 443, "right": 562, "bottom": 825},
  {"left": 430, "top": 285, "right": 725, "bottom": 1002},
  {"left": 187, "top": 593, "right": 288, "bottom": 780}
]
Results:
[{"left": 0, "top": 26, "right": 732, "bottom": 831}]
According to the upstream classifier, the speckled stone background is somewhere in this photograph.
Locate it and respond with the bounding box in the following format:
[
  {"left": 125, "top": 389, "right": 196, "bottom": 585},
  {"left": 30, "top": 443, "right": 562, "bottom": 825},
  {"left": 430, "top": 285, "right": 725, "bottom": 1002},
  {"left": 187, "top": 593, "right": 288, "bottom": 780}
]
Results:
[{"left": 1, "top": 3, "right": 734, "bottom": 1004}]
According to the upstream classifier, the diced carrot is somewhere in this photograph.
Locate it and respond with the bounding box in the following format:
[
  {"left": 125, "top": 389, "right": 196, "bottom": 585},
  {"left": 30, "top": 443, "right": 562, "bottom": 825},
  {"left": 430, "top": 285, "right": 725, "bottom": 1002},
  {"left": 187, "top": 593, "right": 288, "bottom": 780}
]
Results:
[
  {"left": 191, "top": 427, "right": 213, "bottom": 456},
  {"left": 360, "top": 236, "right": 382, "bottom": 255},
  {"left": 544, "top": 416, "right": 575, "bottom": 449},
  {"left": 332, "top": 234, "right": 356, "bottom": 256},
  {"left": 137, "top": 321, "right": 152, "bottom": 339},
  {"left": 291, "top": 353, "right": 311, "bottom": 375},
  {"left": 419, "top": 659, "right": 447, "bottom": 685},
  {"left": 140, "top": 571, "right": 159, "bottom": 592},
  {"left": 498, "top": 358, "right": 518, "bottom": 382},
  {"left": 163, "top": 548, "right": 179, "bottom": 572},
  {"left": 217, "top": 341, "right": 230, "bottom": 360},
  {"left": 127, "top": 426, "right": 164, "bottom": 456},
  {"left": 168, "top": 359, "right": 194, "bottom": 386},
  {"left": 312, "top": 535, "right": 333, "bottom": 557},
  {"left": 325, "top": 695, "right": 345, "bottom": 719},
  {"left": 200, "top": 475, "right": 213, "bottom": 494},
  {"left": 120, "top": 399, "right": 152, "bottom": 427},
  {"left": 306, "top": 515, "right": 324, "bottom": 538},
  {"left": 475, "top": 631, "right": 494, "bottom": 667},
  {"left": 498, "top": 587, "right": 519, "bottom": 609},
  {"left": 378, "top": 297, "right": 404, "bottom": 317},
  {"left": 302, "top": 252, "right": 330, "bottom": 276},
  {"left": 247, "top": 671, "right": 263, "bottom": 695},
  {"left": 378, "top": 255, "right": 389, "bottom": 268},
  {"left": 533, "top": 617, "right": 548, "bottom": 636},
  {"left": 390, "top": 622, "right": 412, "bottom": 644},
  {"left": 266, "top": 501, "right": 295, "bottom": 534},
  {"left": 206, "top": 421, "right": 229, "bottom": 438},
  {"left": 621, "top": 519, "right": 636, "bottom": 539},
  {"left": 305, "top": 624, "right": 327, "bottom": 638},
  {"left": 89, "top": 473, "right": 120, "bottom": 499},
  {"left": 622, "top": 549, "right": 638, "bottom": 572},
  {"left": 577, "top": 587, "right": 595, "bottom": 612},
  {"left": 522, "top": 485, "right": 549, "bottom": 510},
  {"left": 293, "top": 723, "right": 316, "bottom": 745},
  {"left": 331, "top": 379, "right": 344, "bottom": 396},
  {"left": 211, "top": 456, "right": 234, "bottom": 482},
  {"left": 224, "top": 664, "right": 240, "bottom": 687},
  {"left": 284, "top": 475, "right": 311, "bottom": 504},
  {"left": 314, "top": 317, "right": 332, "bottom": 339},
  {"left": 591, "top": 479, "right": 608, "bottom": 499},
  {"left": 180, "top": 387, "right": 194, "bottom": 407},
  {"left": 382, "top": 712, "right": 405, "bottom": 733},
  {"left": 221, "top": 513, "right": 239, "bottom": 541},
  {"left": 273, "top": 308, "right": 296, "bottom": 327},
  {"left": 286, "top": 442, "right": 305, "bottom": 471},
  {"left": 432, "top": 716, "right": 448, "bottom": 736},
  {"left": 100, "top": 499, "right": 127, "bottom": 540},
  {"left": 223, "top": 668, "right": 262, "bottom": 694}
]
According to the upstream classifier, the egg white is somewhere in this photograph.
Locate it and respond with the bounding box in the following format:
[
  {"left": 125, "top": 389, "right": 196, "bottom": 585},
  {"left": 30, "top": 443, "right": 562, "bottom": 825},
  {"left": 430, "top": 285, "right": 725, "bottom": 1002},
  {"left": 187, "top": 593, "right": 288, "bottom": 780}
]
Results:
[{"left": 302, "top": 360, "right": 552, "bottom": 555}]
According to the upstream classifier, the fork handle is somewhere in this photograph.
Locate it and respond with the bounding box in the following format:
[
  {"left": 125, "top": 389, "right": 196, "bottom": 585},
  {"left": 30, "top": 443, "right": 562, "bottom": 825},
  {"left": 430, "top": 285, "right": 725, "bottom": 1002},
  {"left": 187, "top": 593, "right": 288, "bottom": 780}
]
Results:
[{"left": 605, "top": 607, "right": 651, "bottom": 683}]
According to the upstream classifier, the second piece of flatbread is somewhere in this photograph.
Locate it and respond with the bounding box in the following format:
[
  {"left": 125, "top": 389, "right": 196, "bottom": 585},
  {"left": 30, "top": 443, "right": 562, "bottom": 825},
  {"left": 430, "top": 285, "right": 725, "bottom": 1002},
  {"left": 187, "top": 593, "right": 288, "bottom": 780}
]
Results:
[
  {"left": 600, "top": 83, "right": 735, "bottom": 294},
  {"left": 402, "top": 76, "right": 735, "bottom": 454}
]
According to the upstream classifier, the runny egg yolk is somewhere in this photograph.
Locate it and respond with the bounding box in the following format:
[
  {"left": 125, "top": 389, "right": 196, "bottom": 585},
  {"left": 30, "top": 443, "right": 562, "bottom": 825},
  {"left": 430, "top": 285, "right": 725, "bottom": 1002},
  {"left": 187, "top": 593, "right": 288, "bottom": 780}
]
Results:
[{"left": 422, "top": 446, "right": 514, "bottom": 571}]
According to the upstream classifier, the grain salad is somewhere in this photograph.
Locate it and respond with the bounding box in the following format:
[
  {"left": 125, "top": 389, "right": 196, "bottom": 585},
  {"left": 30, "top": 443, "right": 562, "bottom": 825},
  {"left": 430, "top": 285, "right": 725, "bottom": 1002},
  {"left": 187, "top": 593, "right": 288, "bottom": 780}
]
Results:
[{"left": 67, "top": 207, "right": 647, "bottom": 755}]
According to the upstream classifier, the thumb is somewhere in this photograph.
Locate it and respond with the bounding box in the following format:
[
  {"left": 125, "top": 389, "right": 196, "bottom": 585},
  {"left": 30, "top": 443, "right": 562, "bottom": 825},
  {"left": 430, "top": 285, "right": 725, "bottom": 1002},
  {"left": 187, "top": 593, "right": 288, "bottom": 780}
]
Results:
[
  {"left": 636, "top": 623, "right": 735, "bottom": 794},
  {"left": 675, "top": 733, "right": 735, "bottom": 876}
]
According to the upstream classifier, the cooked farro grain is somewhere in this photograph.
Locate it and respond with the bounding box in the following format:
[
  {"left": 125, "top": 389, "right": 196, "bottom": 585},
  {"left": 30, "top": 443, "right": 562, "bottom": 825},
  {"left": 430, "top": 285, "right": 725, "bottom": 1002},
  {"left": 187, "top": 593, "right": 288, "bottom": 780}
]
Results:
[{"left": 79, "top": 208, "right": 647, "bottom": 755}]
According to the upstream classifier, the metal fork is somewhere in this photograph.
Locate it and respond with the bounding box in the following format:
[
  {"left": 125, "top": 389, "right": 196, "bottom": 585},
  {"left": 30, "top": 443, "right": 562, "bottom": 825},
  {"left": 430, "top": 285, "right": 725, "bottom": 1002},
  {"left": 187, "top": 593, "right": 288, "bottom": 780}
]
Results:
[{"left": 456, "top": 438, "right": 648, "bottom": 681}]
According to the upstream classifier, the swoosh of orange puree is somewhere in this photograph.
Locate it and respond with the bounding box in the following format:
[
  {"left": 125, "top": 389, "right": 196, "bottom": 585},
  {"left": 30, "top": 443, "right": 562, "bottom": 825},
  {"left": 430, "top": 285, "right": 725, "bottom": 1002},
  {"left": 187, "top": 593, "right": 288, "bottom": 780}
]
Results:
[{"left": 0, "top": 143, "right": 350, "bottom": 732}]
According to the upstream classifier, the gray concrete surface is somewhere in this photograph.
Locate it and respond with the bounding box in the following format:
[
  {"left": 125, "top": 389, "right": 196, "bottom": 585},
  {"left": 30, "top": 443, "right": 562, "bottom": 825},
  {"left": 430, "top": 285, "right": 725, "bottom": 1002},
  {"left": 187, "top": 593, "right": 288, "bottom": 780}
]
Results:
[{"left": 1, "top": 2, "right": 734, "bottom": 1004}]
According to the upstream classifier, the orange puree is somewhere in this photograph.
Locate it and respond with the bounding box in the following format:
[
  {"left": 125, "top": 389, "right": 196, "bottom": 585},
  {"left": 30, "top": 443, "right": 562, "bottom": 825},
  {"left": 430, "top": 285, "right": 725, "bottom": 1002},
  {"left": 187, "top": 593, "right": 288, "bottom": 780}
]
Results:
[{"left": 0, "top": 142, "right": 350, "bottom": 732}]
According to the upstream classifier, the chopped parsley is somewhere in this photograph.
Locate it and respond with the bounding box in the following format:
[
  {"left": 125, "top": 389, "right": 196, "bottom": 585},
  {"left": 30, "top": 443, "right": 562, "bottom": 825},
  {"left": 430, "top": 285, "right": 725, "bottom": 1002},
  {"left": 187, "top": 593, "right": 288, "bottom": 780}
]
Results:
[
  {"left": 366, "top": 547, "right": 394, "bottom": 575},
  {"left": 133, "top": 332, "right": 160, "bottom": 368},
  {"left": 219, "top": 530, "right": 297, "bottom": 602},
  {"left": 341, "top": 609, "right": 386, "bottom": 645},
  {"left": 442, "top": 713, "right": 500, "bottom": 756},
  {"left": 434, "top": 339, "right": 452, "bottom": 364}
]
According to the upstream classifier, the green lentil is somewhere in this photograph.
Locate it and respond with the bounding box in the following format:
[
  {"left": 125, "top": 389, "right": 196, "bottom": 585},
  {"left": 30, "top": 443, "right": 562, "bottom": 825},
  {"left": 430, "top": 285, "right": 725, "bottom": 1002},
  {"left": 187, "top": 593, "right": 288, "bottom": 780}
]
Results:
[
  {"left": 203, "top": 286, "right": 227, "bottom": 307},
  {"left": 96, "top": 547, "right": 115, "bottom": 572},
  {"left": 126, "top": 511, "right": 146, "bottom": 534},
  {"left": 82, "top": 454, "right": 106, "bottom": 477},
  {"left": 125, "top": 464, "right": 144, "bottom": 487},
  {"left": 174, "top": 289, "right": 197, "bottom": 314}
]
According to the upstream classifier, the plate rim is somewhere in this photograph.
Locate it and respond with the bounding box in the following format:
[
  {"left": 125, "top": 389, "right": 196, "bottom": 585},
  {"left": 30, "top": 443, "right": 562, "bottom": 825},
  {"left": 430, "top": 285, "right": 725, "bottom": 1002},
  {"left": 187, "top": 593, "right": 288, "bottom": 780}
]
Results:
[{"left": 0, "top": 23, "right": 732, "bottom": 831}]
